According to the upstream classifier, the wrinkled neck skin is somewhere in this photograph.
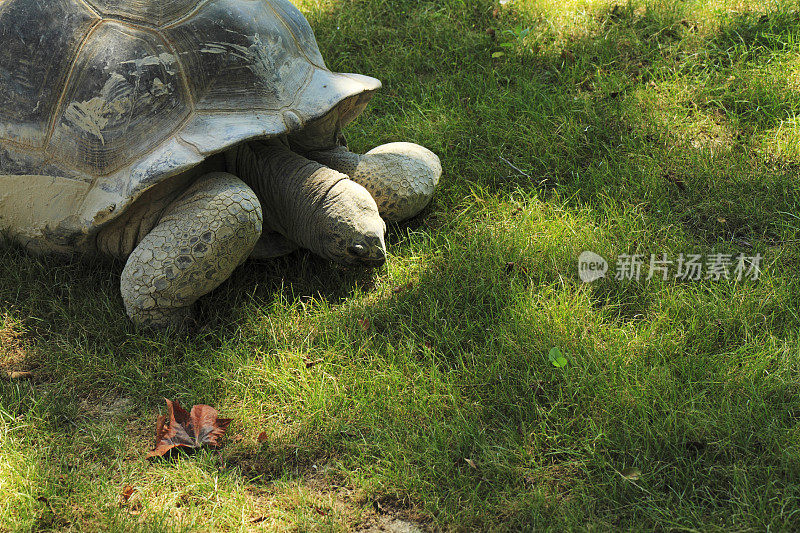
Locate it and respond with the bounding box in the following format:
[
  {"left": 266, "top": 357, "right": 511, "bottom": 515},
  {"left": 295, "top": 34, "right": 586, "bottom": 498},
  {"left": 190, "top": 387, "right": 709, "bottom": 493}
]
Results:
[{"left": 228, "top": 139, "right": 346, "bottom": 256}]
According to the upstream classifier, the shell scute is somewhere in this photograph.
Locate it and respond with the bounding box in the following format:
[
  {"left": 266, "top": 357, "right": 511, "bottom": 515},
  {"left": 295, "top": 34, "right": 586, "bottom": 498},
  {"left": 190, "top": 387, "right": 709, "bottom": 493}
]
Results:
[
  {"left": 83, "top": 0, "right": 203, "bottom": 27},
  {"left": 49, "top": 21, "right": 191, "bottom": 176},
  {"left": 0, "top": 0, "right": 98, "bottom": 148},
  {"left": 163, "top": 0, "right": 313, "bottom": 111}
]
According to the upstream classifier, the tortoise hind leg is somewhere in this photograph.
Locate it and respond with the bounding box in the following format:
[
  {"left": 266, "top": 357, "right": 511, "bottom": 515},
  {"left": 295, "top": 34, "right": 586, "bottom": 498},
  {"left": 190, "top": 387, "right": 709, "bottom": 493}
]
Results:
[{"left": 120, "top": 172, "right": 262, "bottom": 329}]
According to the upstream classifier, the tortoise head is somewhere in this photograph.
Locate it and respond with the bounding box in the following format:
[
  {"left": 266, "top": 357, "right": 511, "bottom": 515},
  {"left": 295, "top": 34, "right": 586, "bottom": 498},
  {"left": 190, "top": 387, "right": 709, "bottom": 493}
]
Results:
[{"left": 311, "top": 178, "right": 387, "bottom": 267}]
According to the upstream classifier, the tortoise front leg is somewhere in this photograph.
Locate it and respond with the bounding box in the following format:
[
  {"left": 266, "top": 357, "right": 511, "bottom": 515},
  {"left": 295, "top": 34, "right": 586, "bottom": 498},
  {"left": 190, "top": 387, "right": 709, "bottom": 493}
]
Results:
[
  {"left": 120, "top": 172, "right": 262, "bottom": 329},
  {"left": 304, "top": 142, "right": 441, "bottom": 223}
]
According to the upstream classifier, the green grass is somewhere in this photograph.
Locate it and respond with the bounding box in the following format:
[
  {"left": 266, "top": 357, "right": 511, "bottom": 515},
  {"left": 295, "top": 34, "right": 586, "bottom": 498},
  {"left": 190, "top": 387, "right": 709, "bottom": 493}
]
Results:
[{"left": 3, "top": 0, "right": 800, "bottom": 530}]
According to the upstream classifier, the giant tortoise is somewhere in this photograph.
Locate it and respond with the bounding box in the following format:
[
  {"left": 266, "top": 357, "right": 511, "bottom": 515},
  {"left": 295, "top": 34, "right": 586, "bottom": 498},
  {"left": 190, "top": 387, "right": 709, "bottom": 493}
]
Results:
[{"left": 0, "top": 0, "right": 441, "bottom": 328}]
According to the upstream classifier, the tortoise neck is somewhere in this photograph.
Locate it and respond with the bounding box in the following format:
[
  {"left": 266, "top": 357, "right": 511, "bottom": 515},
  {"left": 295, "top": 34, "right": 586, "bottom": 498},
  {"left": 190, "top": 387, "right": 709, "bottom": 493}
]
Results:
[{"left": 228, "top": 140, "right": 345, "bottom": 252}]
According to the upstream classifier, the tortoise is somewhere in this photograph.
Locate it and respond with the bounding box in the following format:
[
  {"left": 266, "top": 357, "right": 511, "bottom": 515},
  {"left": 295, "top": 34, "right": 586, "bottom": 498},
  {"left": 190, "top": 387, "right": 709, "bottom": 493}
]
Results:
[{"left": 0, "top": 0, "right": 441, "bottom": 328}]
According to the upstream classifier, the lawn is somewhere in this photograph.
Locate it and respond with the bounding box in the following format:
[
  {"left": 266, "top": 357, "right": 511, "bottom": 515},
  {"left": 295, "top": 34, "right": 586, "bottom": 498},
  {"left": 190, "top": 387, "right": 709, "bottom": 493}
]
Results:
[{"left": 2, "top": 0, "right": 800, "bottom": 530}]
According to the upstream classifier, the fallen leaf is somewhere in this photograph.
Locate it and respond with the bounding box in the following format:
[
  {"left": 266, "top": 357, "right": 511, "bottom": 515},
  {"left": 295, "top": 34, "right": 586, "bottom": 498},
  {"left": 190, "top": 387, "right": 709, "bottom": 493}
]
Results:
[
  {"left": 548, "top": 347, "right": 568, "bottom": 368},
  {"left": 120, "top": 485, "right": 136, "bottom": 505},
  {"left": 147, "top": 399, "right": 232, "bottom": 458},
  {"left": 620, "top": 467, "right": 641, "bottom": 480},
  {"left": 663, "top": 172, "right": 687, "bottom": 192},
  {"left": 465, "top": 458, "right": 477, "bottom": 469},
  {"left": 358, "top": 318, "right": 370, "bottom": 331},
  {"left": 257, "top": 431, "right": 268, "bottom": 443}
]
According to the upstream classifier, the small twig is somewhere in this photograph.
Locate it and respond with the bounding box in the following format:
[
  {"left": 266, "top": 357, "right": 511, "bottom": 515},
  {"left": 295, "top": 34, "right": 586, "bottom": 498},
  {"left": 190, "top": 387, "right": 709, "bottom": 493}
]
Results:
[
  {"left": 2, "top": 371, "right": 33, "bottom": 380},
  {"left": 500, "top": 156, "right": 532, "bottom": 179}
]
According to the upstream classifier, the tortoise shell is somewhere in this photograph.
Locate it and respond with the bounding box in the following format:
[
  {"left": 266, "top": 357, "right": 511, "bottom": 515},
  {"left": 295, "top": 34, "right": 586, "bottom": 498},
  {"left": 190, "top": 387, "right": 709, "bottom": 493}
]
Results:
[{"left": 0, "top": 0, "right": 380, "bottom": 251}]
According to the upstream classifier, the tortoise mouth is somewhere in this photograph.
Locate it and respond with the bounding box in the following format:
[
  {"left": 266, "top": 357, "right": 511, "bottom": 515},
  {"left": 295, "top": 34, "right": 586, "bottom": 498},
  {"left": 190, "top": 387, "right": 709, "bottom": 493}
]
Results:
[
  {"left": 331, "top": 247, "right": 386, "bottom": 268},
  {"left": 353, "top": 256, "right": 386, "bottom": 268}
]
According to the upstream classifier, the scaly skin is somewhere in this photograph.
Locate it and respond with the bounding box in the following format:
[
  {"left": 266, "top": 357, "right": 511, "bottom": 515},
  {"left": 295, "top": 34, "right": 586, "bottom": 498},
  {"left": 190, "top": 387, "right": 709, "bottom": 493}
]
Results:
[
  {"left": 229, "top": 140, "right": 387, "bottom": 266},
  {"left": 120, "top": 172, "right": 262, "bottom": 329},
  {"left": 305, "top": 142, "right": 442, "bottom": 223}
]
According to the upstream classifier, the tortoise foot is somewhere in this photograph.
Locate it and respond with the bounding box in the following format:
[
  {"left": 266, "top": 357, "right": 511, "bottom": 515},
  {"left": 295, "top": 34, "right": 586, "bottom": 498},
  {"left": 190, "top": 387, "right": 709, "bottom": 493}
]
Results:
[{"left": 306, "top": 143, "right": 441, "bottom": 223}]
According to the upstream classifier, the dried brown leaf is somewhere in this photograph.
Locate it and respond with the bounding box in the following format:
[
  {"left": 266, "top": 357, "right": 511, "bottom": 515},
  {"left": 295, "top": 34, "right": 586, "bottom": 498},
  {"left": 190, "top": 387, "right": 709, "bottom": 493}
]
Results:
[
  {"left": 120, "top": 485, "right": 136, "bottom": 505},
  {"left": 147, "top": 399, "right": 232, "bottom": 458},
  {"left": 663, "top": 172, "right": 687, "bottom": 192},
  {"left": 392, "top": 282, "right": 414, "bottom": 294}
]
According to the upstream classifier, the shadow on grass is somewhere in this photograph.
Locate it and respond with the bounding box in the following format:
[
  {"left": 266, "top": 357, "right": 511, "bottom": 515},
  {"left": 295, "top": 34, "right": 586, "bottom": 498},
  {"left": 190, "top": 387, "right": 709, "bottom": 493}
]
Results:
[{"left": 0, "top": 240, "right": 373, "bottom": 389}]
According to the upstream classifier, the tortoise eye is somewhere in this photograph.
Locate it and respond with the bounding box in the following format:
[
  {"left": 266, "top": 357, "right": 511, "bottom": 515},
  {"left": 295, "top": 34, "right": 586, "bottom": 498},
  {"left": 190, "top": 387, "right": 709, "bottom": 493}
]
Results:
[{"left": 347, "top": 244, "right": 367, "bottom": 257}]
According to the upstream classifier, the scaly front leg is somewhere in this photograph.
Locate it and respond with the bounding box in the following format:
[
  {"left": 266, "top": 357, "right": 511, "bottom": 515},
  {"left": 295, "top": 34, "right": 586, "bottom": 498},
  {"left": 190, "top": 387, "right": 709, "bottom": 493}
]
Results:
[
  {"left": 119, "top": 173, "right": 262, "bottom": 329},
  {"left": 304, "top": 142, "right": 441, "bottom": 223}
]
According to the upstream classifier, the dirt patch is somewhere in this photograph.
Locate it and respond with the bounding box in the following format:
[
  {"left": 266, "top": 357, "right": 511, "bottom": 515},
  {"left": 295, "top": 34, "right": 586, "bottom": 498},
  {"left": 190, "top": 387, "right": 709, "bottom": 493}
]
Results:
[
  {"left": 0, "top": 312, "right": 38, "bottom": 374},
  {"left": 78, "top": 396, "right": 134, "bottom": 420},
  {"left": 310, "top": 474, "right": 434, "bottom": 532},
  {"left": 242, "top": 469, "right": 435, "bottom": 532},
  {"left": 354, "top": 516, "right": 429, "bottom": 533}
]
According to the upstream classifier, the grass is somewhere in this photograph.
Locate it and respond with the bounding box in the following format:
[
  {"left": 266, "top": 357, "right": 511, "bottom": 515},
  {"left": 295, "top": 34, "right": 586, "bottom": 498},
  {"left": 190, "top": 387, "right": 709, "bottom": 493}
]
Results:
[{"left": 3, "top": 0, "right": 800, "bottom": 530}]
